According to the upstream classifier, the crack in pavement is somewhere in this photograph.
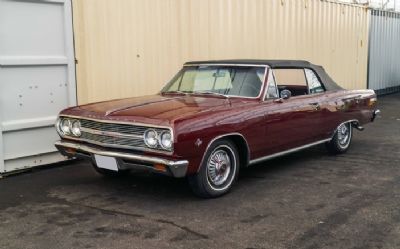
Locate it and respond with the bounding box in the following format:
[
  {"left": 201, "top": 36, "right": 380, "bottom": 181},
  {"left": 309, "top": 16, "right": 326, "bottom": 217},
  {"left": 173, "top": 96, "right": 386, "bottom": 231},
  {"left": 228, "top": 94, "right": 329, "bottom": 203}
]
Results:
[
  {"left": 63, "top": 200, "right": 210, "bottom": 240},
  {"left": 155, "top": 219, "right": 209, "bottom": 239},
  {"left": 287, "top": 176, "right": 400, "bottom": 249}
]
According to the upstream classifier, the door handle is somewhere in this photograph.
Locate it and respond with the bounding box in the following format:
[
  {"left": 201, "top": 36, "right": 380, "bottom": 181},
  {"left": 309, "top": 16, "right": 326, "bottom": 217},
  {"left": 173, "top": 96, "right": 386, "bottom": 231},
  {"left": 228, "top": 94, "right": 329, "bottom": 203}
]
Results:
[{"left": 309, "top": 102, "right": 320, "bottom": 110}]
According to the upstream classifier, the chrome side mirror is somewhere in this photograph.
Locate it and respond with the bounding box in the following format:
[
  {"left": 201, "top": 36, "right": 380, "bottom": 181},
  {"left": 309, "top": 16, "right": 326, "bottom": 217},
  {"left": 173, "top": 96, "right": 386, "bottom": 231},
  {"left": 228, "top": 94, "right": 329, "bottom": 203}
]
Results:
[{"left": 280, "top": 89, "right": 292, "bottom": 99}]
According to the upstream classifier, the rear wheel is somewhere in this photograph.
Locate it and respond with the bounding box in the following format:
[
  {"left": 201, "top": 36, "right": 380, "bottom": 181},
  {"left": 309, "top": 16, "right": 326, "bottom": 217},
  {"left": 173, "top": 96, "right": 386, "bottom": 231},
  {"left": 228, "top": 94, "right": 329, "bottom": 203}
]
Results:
[
  {"left": 188, "top": 139, "right": 240, "bottom": 198},
  {"left": 326, "top": 122, "right": 353, "bottom": 154}
]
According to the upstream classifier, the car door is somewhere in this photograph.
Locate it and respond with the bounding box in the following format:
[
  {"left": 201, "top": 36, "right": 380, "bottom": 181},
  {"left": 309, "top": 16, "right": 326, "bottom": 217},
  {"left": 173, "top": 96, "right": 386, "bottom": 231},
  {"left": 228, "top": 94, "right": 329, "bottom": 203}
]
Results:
[
  {"left": 304, "top": 68, "right": 330, "bottom": 140},
  {"left": 258, "top": 68, "right": 322, "bottom": 157}
]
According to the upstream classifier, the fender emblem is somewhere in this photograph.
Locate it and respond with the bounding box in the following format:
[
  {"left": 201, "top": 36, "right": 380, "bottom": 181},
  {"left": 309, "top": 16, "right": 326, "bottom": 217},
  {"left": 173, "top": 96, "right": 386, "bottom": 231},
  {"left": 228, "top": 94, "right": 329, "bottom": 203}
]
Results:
[{"left": 195, "top": 138, "right": 202, "bottom": 147}]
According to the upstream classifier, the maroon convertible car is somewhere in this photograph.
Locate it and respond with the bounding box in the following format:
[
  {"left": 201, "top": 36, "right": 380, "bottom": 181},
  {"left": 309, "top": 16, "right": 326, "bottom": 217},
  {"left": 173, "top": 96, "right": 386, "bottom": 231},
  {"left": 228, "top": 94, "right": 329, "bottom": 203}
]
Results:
[{"left": 55, "top": 60, "right": 380, "bottom": 197}]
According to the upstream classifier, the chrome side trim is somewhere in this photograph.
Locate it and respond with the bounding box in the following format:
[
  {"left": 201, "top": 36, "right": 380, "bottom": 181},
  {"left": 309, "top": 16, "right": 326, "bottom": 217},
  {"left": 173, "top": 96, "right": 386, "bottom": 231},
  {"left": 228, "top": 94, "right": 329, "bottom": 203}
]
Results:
[
  {"left": 249, "top": 138, "right": 331, "bottom": 165},
  {"left": 55, "top": 140, "right": 188, "bottom": 177},
  {"left": 249, "top": 119, "right": 359, "bottom": 165},
  {"left": 198, "top": 132, "right": 251, "bottom": 172}
]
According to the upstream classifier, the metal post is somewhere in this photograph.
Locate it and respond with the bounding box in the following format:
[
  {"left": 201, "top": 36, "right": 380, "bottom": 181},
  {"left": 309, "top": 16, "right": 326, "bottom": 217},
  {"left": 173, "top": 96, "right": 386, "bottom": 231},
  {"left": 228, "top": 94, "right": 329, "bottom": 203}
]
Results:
[
  {"left": 0, "top": 109, "right": 4, "bottom": 174},
  {"left": 64, "top": 0, "right": 78, "bottom": 107},
  {"left": 367, "top": 8, "right": 373, "bottom": 89}
]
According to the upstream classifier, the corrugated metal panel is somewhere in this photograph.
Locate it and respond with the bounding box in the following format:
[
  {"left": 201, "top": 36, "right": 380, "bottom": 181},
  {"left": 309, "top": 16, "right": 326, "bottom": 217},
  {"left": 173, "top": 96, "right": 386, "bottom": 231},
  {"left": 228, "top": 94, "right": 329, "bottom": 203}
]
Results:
[
  {"left": 72, "top": 0, "right": 370, "bottom": 104},
  {"left": 368, "top": 9, "right": 400, "bottom": 94},
  {"left": 0, "top": 0, "right": 76, "bottom": 174}
]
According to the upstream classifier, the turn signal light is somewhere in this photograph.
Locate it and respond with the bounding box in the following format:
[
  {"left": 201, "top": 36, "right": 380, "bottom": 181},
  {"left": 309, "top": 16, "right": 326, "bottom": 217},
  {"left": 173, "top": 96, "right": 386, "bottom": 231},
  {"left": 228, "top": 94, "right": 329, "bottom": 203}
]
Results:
[
  {"left": 154, "top": 164, "right": 167, "bottom": 172},
  {"left": 65, "top": 148, "right": 76, "bottom": 155},
  {"left": 368, "top": 98, "right": 377, "bottom": 107}
]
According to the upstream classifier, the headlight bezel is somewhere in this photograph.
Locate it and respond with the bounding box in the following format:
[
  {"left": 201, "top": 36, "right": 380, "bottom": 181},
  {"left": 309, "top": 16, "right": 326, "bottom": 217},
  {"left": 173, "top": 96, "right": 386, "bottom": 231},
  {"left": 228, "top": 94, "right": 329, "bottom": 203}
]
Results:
[
  {"left": 71, "top": 120, "right": 82, "bottom": 137},
  {"left": 143, "top": 129, "right": 174, "bottom": 151},
  {"left": 56, "top": 117, "right": 81, "bottom": 137},
  {"left": 55, "top": 117, "right": 62, "bottom": 135},
  {"left": 143, "top": 129, "right": 159, "bottom": 148},
  {"left": 159, "top": 131, "right": 173, "bottom": 150},
  {"left": 60, "top": 118, "right": 72, "bottom": 136}
]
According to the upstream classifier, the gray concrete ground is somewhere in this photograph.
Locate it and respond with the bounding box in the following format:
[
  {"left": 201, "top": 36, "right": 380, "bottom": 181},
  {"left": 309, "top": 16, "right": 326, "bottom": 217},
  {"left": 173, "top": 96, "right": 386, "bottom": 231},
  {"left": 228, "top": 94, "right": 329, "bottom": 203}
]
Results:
[{"left": 0, "top": 93, "right": 399, "bottom": 249}]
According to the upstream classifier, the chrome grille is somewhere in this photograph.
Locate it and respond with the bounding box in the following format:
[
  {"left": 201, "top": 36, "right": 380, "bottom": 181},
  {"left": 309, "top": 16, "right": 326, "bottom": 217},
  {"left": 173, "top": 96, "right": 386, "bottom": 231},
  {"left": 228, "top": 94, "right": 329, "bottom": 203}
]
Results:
[
  {"left": 75, "top": 118, "right": 171, "bottom": 152},
  {"left": 80, "top": 119, "right": 148, "bottom": 136}
]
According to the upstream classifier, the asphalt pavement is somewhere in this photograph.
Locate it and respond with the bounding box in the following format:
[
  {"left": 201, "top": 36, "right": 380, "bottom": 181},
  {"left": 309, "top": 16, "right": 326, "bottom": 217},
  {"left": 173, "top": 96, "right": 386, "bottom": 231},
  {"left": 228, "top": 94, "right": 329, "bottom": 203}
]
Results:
[{"left": 0, "top": 93, "right": 399, "bottom": 249}]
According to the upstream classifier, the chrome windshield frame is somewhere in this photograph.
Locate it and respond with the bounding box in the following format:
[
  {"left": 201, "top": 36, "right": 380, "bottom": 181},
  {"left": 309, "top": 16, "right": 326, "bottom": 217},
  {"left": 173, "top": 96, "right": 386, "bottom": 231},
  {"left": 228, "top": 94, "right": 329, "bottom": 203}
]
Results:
[{"left": 262, "top": 67, "right": 280, "bottom": 101}]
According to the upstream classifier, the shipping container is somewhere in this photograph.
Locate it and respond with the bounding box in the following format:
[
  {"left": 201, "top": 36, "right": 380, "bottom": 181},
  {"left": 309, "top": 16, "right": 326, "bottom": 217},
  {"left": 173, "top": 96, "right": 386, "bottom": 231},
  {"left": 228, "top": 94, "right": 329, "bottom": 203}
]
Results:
[
  {"left": 368, "top": 9, "right": 400, "bottom": 94},
  {"left": 72, "top": 0, "right": 370, "bottom": 104},
  {"left": 0, "top": 0, "right": 76, "bottom": 174}
]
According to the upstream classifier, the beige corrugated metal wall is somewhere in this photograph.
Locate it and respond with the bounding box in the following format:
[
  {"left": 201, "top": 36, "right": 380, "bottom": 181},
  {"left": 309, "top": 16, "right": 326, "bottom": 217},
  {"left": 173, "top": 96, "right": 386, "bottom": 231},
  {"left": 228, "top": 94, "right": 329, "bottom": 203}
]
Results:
[{"left": 72, "top": 0, "right": 369, "bottom": 104}]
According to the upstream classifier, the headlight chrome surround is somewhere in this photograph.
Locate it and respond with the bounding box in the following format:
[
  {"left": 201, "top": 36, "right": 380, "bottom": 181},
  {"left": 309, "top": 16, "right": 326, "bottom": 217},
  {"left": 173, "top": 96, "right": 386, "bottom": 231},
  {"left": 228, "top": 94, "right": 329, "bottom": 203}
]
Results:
[
  {"left": 60, "top": 118, "right": 72, "bottom": 136},
  {"left": 144, "top": 129, "right": 159, "bottom": 148},
  {"left": 56, "top": 117, "right": 81, "bottom": 137},
  {"left": 55, "top": 117, "right": 62, "bottom": 135},
  {"left": 159, "top": 131, "right": 173, "bottom": 150},
  {"left": 71, "top": 120, "right": 81, "bottom": 137}
]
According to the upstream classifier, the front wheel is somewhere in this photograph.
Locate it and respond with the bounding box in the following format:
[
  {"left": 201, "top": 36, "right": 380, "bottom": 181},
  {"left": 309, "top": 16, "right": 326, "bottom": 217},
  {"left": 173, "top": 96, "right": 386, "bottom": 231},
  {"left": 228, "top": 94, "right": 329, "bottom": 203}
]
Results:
[
  {"left": 326, "top": 122, "right": 353, "bottom": 154},
  {"left": 188, "top": 139, "right": 240, "bottom": 198}
]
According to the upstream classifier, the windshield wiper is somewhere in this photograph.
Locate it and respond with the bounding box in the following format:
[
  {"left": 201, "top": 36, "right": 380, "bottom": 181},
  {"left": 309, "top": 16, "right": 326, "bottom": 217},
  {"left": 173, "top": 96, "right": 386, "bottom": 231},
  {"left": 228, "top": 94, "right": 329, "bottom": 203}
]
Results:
[
  {"left": 162, "top": 90, "right": 191, "bottom": 95},
  {"left": 193, "top": 91, "right": 229, "bottom": 98},
  {"left": 163, "top": 90, "right": 229, "bottom": 98}
]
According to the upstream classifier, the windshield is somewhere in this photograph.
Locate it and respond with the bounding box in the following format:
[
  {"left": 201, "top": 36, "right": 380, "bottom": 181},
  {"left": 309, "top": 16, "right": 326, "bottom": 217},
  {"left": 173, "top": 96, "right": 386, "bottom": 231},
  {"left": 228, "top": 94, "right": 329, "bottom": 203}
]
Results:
[{"left": 161, "top": 65, "right": 266, "bottom": 98}]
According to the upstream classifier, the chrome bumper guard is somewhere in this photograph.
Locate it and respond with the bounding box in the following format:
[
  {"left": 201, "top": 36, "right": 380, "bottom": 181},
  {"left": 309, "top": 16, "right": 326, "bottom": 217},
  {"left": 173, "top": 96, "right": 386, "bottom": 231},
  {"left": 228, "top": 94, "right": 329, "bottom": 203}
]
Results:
[
  {"left": 55, "top": 141, "right": 188, "bottom": 178},
  {"left": 372, "top": 109, "right": 381, "bottom": 122}
]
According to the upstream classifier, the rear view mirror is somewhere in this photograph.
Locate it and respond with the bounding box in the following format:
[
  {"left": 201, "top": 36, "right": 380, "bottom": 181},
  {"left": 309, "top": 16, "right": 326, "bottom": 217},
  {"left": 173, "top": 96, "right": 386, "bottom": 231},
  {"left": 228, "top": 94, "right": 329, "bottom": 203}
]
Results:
[{"left": 280, "top": 89, "right": 292, "bottom": 99}]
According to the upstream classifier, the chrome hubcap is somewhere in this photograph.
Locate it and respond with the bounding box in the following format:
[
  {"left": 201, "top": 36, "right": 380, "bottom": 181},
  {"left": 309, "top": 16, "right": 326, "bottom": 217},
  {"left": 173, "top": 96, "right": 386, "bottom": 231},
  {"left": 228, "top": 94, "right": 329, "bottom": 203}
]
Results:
[
  {"left": 207, "top": 149, "right": 231, "bottom": 186},
  {"left": 337, "top": 123, "right": 350, "bottom": 146}
]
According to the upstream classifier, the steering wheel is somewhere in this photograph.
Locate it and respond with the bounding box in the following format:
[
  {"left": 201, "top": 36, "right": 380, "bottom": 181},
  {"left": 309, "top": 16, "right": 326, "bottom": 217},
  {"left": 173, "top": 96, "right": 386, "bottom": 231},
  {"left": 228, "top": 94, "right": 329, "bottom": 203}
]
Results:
[{"left": 245, "top": 83, "right": 261, "bottom": 97}]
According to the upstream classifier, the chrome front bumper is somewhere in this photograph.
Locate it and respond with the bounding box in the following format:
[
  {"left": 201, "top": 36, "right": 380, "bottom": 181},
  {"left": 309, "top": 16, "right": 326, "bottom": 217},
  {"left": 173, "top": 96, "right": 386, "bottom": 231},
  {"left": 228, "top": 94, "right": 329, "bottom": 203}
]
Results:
[{"left": 55, "top": 140, "right": 188, "bottom": 178}]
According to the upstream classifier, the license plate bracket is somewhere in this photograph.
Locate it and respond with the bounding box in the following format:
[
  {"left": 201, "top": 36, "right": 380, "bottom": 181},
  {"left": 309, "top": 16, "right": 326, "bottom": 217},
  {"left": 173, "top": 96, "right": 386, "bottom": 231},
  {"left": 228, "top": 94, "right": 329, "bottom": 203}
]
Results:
[{"left": 94, "top": 155, "right": 119, "bottom": 171}]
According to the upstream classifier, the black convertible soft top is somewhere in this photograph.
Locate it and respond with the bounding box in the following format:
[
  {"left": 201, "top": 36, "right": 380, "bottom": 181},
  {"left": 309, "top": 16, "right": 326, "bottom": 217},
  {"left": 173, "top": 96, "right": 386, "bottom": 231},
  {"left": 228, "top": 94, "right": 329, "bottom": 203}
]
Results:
[{"left": 184, "top": 59, "right": 343, "bottom": 91}]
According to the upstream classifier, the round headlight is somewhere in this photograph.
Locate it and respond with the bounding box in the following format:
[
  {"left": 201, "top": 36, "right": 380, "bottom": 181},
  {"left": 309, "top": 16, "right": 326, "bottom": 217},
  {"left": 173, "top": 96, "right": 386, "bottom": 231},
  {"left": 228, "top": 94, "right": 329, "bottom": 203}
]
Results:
[
  {"left": 160, "top": 131, "right": 173, "bottom": 149},
  {"left": 60, "top": 119, "right": 71, "bottom": 135},
  {"left": 144, "top": 129, "right": 158, "bottom": 148},
  {"left": 71, "top": 120, "right": 81, "bottom": 137}
]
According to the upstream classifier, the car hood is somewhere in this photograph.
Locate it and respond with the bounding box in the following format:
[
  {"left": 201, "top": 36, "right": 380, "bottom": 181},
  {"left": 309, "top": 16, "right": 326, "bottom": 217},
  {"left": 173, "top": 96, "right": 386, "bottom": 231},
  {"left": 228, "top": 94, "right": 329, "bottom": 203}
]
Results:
[{"left": 62, "top": 94, "right": 253, "bottom": 126}]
